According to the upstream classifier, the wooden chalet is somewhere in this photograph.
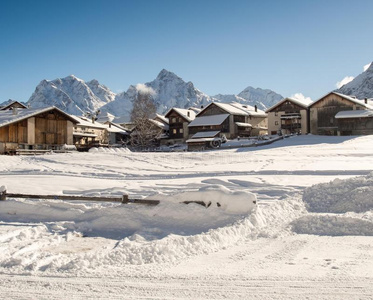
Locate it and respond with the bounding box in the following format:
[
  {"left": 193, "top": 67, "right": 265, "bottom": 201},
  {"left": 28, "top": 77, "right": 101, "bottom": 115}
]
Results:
[
  {"left": 0, "top": 106, "right": 78, "bottom": 154},
  {"left": 164, "top": 108, "right": 196, "bottom": 144},
  {"left": 266, "top": 97, "right": 312, "bottom": 135},
  {"left": 188, "top": 102, "right": 267, "bottom": 139},
  {"left": 309, "top": 92, "right": 373, "bottom": 135}
]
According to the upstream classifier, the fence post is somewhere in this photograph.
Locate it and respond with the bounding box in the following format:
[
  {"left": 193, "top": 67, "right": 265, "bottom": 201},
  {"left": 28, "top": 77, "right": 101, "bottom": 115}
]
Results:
[
  {"left": 121, "top": 194, "right": 129, "bottom": 204},
  {"left": 0, "top": 189, "right": 6, "bottom": 201}
]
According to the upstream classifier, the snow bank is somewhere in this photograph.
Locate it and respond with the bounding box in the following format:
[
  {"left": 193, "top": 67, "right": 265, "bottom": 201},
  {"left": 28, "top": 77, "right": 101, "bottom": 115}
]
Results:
[
  {"left": 150, "top": 185, "right": 257, "bottom": 214},
  {"left": 88, "top": 147, "right": 131, "bottom": 153},
  {"left": 303, "top": 172, "right": 373, "bottom": 213},
  {"left": 291, "top": 213, "right": 373, "bottom": 236}
]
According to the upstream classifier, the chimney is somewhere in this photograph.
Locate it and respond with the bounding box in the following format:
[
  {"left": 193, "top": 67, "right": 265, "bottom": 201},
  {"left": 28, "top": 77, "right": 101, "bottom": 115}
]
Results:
[
  {"left": 254, "top": 105, "right": 257, "bottom": 112},
  {"left": 365, "top": 98, "right": 368, "bottom": 104},
  {"left": 201, "top": 105, "right": 204, "bottom": 109},
  {"left": 109, "top": 123, "right": 112, "bottom": 128},
  {"left": 12, "top": 107, "right": 18, "bottom": 115},
  {"left": 91, "top": 116, "right": 95, "bottom": 124},
  {"left": 187, "top": 111, "right": 190, "bottom": 117}
]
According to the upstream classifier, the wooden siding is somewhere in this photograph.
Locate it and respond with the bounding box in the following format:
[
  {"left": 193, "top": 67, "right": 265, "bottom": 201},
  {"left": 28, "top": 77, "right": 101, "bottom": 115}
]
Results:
[
  {"left": 198, "top": 104, "right": 226, "bottom": 117},
  {"left": 0, "top": 120, "right": 27, "bottom": 143}
]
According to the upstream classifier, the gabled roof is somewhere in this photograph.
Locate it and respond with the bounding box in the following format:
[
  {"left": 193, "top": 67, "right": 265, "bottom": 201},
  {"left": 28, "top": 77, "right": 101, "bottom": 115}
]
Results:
[
  {"left": 154, "top": 113, "right": 169, "bottom": 125},
  {"left": 103, "top": 122, "right": 129, "bottom": 135},
  {"left": 0, "top": 106, "right": 78, "bottom": 128},
  {"left": 265, "top": 97, "right": 312, "bottom": 112},
  {"left": 70, "top": 115, "right": 107, "bottom": 129},
  {"left": 191, "top": 131, "right": 220, "bottom": 139},
  {"left": 165, "top": 108, "right": 196, "bottom": 122},
  {"left": 188, "top": 114, "right": 229, "bottom": 127},
  {"left": 198, "top": 102, "right": 267, "bottom": 117},
  {"left": 310, "top": 92, "right": 373, "bottom": 109},
  {"left": 149, "top": 119, "right": 169, "bottom": 130},
  {"left": 0, "top": 101, "right": 28, "bottom": 110}
]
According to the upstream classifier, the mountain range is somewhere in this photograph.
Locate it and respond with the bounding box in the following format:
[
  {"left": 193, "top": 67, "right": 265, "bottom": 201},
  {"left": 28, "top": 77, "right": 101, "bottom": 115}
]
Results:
[
  {"left": 20, "top": 69, "right": 284, "bottom": 121},
  {"left": 3, "top": 63, "right": 373, "bottom": 121}
]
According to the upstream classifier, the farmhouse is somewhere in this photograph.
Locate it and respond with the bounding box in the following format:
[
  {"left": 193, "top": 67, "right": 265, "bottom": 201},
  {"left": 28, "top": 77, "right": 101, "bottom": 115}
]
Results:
[
  {"left": 266, "top": 97, "right": 312, "bottom": 135},
  {"left": 71, "top": 115, "right": 107, "bottom": 149},
  {"left": 188, "top": 102, "right": 267, "bottom": 139},
  {"left": 309, "top": 92, "right": 373, "bottom": 135},
  {"left": 164, "top": 108, "right": 196, "bottom": 143},
  {"left": 0, "top": 106, "right": 77, "bottom": 154}
]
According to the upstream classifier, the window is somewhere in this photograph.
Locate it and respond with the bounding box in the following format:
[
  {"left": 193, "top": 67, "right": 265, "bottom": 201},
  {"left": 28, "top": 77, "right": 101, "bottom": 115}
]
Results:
[
  {"left": 179, "top": 128, "right": 183, "bottom": 134},
  {"left": 275, "top": 112, "right": 278, "bottom": 116},
  {"left": 171, "top": 117, "right": 176, "bottom": 123},
  {"left": 173, "top": 129, "right": 177, "bottom": 134},
  {"left": 275, "top": 121, "right": 279, "bottom": 125},
  {"left": 330, "top": 117, "right": 334, "bottom": 124}
]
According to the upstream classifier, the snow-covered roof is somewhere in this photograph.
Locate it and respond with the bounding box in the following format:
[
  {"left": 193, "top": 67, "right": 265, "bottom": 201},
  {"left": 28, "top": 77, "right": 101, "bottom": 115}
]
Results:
[
  {"left": 154, "top": 113, "right": 169, "bottom": 125},
  {"left": 266, "top": 97, "right": 313, "bottom": 113},
  {"left": 187, "top": 107, "right": 202, "bottom": 114},
  {"left": 103, "top": 123, "right": 129, "bottom": 135},
  {"left": 0, "top": 100, "right": 28, "bottom": 110},
  {"left": 149, "top": 119, "right": 169, "bottom": 130},
  {"left": 310, "top": 92, "right": 373, "bottom": 109},
  {"left": 188, "top": 114, "right": 229, "bottom": 127},
  {"left": 235, "top": 122, "right": 252, "bottom": 128},
  {"left": 199, "top": 102, "right": 267, "bottom": 117},
  {"left": 71, "top": 115, "right": 107, "bottom": 129},
  {"left": 165, "top": 108, "right": 196, "bottom": 122},
  {"left": 191, "top": 131, "right": 220, "bottom": 139},
  {"left": 230, "top": 102, "right": 267, "bottom": 117},
  {"left": 335, "top": 110, "right": 373, "bottom": 119},
  {"left": 186, "top": 137, "right": 216, "bottom": 143},
  {"left": 0, "top": 106, "right": 78, "bottom": 128}
]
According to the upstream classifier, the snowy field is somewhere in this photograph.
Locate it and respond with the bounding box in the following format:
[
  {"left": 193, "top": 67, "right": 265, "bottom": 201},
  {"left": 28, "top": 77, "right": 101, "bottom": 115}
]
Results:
[{"left": 0, "top": 135, "right": 373, "bottom": 299}]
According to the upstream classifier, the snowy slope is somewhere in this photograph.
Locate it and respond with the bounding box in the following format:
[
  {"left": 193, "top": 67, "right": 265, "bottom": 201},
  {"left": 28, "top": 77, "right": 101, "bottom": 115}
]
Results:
[
  {"left": 100, "top": 69, "right": 214, "bottom": 122},
  {"left": 27, "top": 75, "right": 114, "bottom": 115},
  {"left": 336, "top": 62, "right": 373, "bottom": 99}
]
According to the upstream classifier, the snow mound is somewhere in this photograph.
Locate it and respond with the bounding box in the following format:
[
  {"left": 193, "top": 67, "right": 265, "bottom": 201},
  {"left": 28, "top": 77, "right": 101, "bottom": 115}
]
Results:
[
  {"left": 291, "top": 213, "right": 373, "bottom": 236},
  {"left": 88, "top": 147, "right": 131, "bottom": 153},
  {"left": 150, "top": 185, "right": 257, "bottom": 214},
  {"left": 303, "top": 172, "right": 373, "bottom": 213}
]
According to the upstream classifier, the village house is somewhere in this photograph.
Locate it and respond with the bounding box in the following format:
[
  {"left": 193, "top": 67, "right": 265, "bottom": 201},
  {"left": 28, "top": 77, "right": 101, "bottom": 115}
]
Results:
[
  {"left": 0, "top": 101, "right": 28, "bottom": 111},
  {"left": 266, "top": 97, "right": 312, "bottom": 135},
  {"left": 309, "top": 92, "right": 373, "bottom": 135},
  {"left": 164, "top": 108, "right": 196, "bottom": 144},
  {"left": 71, "top": 115, "right": 108, "bottom": 149},
  {"left": 188, "top": 102, "right": 267, "bottom": 139},
  {"left": 0, "top": 106, "right": 78, "bottom": 154}
]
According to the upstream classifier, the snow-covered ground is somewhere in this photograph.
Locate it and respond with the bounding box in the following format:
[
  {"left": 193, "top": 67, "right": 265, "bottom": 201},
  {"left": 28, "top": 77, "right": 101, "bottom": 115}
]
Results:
[{"left": 0, "top": 135, "right": 373, "bottom": 299}]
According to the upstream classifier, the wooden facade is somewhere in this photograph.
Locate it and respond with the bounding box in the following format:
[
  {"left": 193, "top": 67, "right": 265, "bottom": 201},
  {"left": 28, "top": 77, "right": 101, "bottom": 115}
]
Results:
[
  {"left": 309, "top": 92, "right": 371, "bottom": 136},
  {"left": 0, "top": 107, "right": 76, "bottom": 154},
  {"left": 164, "top": 108, "right": 195, "bottom": 144},
  {"left": 266, "top": 98, "right": 310, "bottom": 135},
  {"left": 190, "top": 103, "right": 267, "bottom": 139}
]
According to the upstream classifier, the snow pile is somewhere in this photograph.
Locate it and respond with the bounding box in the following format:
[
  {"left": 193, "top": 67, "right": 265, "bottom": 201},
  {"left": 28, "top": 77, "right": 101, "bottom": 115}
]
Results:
[
  {"left": 88, "top": 147, "right": 131, "bottom": 153},
  {"left": 303, "top": 172, "right": 373, "bottom": 213},
  {"left": 292, "top": 173, "right": 373, "bottom": 236},
  {"left": 292, "top": 213, "right": 373, "bottom": 236},
  {"left": 0, "top": 185, "right": 306, "bottom": 273}
]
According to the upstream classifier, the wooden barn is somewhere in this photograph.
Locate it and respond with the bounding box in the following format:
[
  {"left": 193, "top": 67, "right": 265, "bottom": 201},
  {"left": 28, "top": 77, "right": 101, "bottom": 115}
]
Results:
[
  {"left": 309, "top": 92, "right": 373, "bottom": 135},
  {"left": 266, "top": 97, "right": 312, "bottom": 135},
  {"left": 0, "top": 106, "right": 78, "bottom": 154}
]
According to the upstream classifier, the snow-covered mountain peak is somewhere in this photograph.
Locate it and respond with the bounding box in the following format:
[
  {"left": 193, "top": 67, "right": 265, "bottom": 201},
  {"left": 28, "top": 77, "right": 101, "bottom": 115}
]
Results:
[
  {"left": 336, "top": 61, "right": 373, "bottom": 99},
  {"left": 156, "top": 69, "right": 182, "bottom": 82}
]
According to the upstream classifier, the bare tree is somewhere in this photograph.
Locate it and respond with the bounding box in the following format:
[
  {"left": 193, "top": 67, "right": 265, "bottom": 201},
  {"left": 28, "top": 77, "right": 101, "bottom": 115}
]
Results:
[{"left": 130, "top": 86, "right": 159, "bottom": 149}]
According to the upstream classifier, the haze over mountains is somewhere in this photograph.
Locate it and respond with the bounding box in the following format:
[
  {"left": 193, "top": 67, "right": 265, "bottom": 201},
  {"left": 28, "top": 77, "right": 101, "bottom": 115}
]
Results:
[{"left": 3, "top": 63, "right": 373, "bottom": 121}]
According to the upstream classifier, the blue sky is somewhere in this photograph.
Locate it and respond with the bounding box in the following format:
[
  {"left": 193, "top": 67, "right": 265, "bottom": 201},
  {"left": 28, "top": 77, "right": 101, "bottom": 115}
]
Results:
[{"left": 1, "top": 0, "right": 372, "bottom": 102}]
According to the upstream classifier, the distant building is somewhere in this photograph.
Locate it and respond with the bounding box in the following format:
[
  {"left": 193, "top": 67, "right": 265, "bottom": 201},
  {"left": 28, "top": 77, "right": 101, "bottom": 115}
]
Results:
[
  {"left": 164, "top": 108, "right": 196, "bottom": 144},
  {"left": 266, "top": 97, "right": 312, "bottom": 135},
  {"left": 309, "top": 92, "right": 373, "bottom": 135},
  {"left": 188, "top": 102, "right": 267, "bottom": 139},
  {"left": 0, "top": 101, "right": 28, "bottom": 111}
]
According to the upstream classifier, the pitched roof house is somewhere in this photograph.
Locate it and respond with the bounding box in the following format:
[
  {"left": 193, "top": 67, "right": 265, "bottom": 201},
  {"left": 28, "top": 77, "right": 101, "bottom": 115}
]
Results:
[
  {"left": 265, "top": 97, "right": 313, "bottom": 135},
  {"left": 188, "top": 102, "right": 267, "bottom": 139},
  {"left": 309, "top": 92, "right": 373, "bottom": 135},
  {"left": 0, "top": 106, "right": 78, "bottom": 154},
  {"left": 164, "top": 108, "right": 197, "bottom": 144}
]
